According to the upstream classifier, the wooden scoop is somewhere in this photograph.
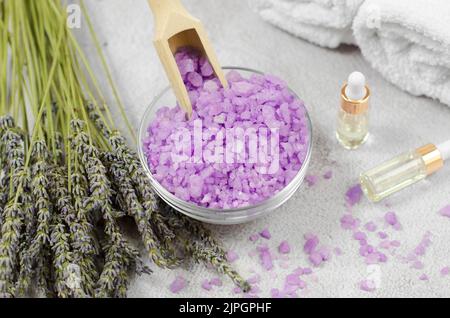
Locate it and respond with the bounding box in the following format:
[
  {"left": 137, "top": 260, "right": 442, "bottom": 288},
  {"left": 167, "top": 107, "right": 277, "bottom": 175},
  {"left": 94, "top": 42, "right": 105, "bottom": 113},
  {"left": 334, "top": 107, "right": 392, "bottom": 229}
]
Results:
[{"left": 147, "top": 0, "right": 228, "bottom": 118}]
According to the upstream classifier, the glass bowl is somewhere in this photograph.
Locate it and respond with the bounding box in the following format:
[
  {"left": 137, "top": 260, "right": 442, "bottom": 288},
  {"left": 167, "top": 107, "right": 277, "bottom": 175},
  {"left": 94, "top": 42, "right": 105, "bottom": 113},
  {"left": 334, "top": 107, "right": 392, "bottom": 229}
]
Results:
[{"left": 138, "top": 67, "right": 313, "bottom": 225}]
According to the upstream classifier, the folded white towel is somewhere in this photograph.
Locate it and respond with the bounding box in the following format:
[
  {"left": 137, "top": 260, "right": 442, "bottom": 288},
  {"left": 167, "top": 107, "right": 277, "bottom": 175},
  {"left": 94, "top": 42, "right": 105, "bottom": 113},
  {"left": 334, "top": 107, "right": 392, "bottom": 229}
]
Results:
[
  {"left": 250, "top": 0, "right": 364, "bottom": 48},
  {"left": 353, "top": 0, "right": 450, "bottom": 106}
]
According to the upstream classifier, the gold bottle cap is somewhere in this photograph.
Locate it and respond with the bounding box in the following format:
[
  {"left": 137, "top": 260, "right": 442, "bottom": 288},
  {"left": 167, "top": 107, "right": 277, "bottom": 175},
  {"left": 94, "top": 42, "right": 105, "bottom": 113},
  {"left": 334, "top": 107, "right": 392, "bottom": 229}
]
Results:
[
  {"left": 416, "top": 144, "right": 444, "bottom": 175},
  {"left": 341, "top": 85, "right": 371, "bottom": 115}
]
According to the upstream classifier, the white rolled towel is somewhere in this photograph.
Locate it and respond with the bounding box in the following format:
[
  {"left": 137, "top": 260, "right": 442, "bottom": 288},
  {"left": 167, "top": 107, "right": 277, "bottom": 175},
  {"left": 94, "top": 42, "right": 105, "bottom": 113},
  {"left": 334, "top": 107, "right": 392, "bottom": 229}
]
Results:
[
  {"left": 353, "top": 0, "right": 450, "bottom": 106},
  {"left": 250, "top": 0, "right": 364, "bottom": 48}
]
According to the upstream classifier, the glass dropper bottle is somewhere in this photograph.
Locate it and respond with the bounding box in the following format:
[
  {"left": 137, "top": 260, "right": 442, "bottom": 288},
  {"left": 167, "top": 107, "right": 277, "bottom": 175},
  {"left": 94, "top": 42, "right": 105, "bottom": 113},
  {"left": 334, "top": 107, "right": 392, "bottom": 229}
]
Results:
[{"left": 360, "top": 140, "right": 450, "bottom": 202}]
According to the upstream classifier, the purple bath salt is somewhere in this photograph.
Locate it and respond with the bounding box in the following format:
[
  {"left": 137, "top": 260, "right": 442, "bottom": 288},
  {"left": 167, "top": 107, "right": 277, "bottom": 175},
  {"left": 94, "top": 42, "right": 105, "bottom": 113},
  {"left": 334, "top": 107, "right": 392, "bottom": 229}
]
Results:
[
  {"left": 360, "top": 279, "right": 376, "bottom": 292},
  {"left": 440, "top": 266, "right": 450, "bottom": 276},
  {"left": 260, "top": 228, "right": 272, "bottom": 240},
  {"left": 419, "top": 274, "right": 429, "bottom": 281},
  {"left": 440, "top": 205, "right": 450, "bottom": 218},
  {"left": 346, "top": 185, "right": 363, "bottom": 206},
  {"left": 210, "top": 277, "right": 223, "bottom": 287},
  {"left": 384, "top": 211, "right": 399, "bottom": 226},
  {"left": 169, "top": 276, "right": 187, "bottom": 294},
  {"left": 257, "top": 245, "right": 274, "bottom": 271},
  {"left": 249, "top": 234, "right": 259, "bottom": 242},
  {"left": 340, "top": 214, "right": 360, "bottom": 231},
  {"left": 201, "top": 279, "right": 212, "bottom": 291},
  {"left": 323, "top": 170, "right": 333, "bottom": 180},
  {"left": 364, "top": 222, "right": 377, "bottom": 232},
  {"left": 304, "top": 234, "right": 319, "bottom": 254},
  {"left": 144, "top": 47, "right": 310, "bottom": 209},
  {"left": 353, "top": 231, "right": 367, "bottom": 241},
  {"left": 305, "top": 175, "right": 319, "bottom": 187},
  {"left": 278, "top": 241, "right": 291, "bottom": 254},
  {"left": 226, "top": 250, "right": 239, "bottom": 263}
]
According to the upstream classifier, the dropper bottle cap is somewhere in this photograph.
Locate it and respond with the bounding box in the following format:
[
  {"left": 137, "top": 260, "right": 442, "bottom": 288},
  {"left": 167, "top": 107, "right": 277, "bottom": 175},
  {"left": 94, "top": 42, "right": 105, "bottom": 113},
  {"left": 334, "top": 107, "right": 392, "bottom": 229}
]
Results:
[{"left": 341, "top": 72, "right": 371, "bottom": 115}]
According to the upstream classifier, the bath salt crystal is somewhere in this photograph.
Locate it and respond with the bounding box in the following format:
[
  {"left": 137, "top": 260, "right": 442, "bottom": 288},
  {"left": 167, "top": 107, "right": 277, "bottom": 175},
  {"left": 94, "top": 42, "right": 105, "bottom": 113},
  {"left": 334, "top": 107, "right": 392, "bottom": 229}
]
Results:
[
  {"left": 169, "top": 276, "right": 186, "bottom": 294},
  {"left": 260, "top": 228, "right": 272, "bottom": 240},
  {"left": 200, "top": 59, "right": 214, "bottom": 77},
  {"left": 247, "top": 274, "right": 261, "bottom": 285},
  {"left": 258, "top": 245, "right": 274, "bottom": 271},
  {"left": 249, "top": 234, "right": 259, "bottom": 242},
  {"left": 360, "top": 279, "right": 376, "bottom": 292},
  {"left": 305, "top": 175, "right": 319, "bottom": 187},
  {"left": 364, "top": 222, "right": 377, "bottom": 232},
  {"left": 378, "top": 232, "right": 388, "bottom": 239},
  {"left": 340, "top": 214, "right": 360, "bottom": 231},
  {"left": 419, "top": 274, "right": 429, "bottom": 281},
  {"left": 439, "top": 205, "right": 450, "bottom": 218},
  {"left": 187, "top": 71, "right": 203, "bottom": 87},
  {"left": 201, "top": 279, "right": 212, "bottom": 291},
  {"left": 346, "top": 185, "right": 363, "bottom": 206},
  {"left": 353, "top": 231, "right": 367, "bottom": 241},
  {"left": 384, "top": 211, "right": 399, "bottom": 226},
  {"left": 440, "top": 266, "right": 450, "bottom": 276},
  {"left": 303, "top": 234, "right": 319, "bottom": 255},
  {"left": 226, "top": 250, "right": 239, "bottom": 263},
  {"left": 278, "top": 241, "right": 291, "bottom": 254},
  {"left": 309, "top": 252, "right": 323, "bottom": 267},
  {"left": 210, "top": 277, "right": 223, "bottom": 287},
  {"left": 323, "top": 170, "right": 333, "bottom": 180},
  {"left": 302, "top": 268, "right": 313, "bottom": 275},
  {"left": 188, "top": 175, "right": 204, "bottom": 198}
]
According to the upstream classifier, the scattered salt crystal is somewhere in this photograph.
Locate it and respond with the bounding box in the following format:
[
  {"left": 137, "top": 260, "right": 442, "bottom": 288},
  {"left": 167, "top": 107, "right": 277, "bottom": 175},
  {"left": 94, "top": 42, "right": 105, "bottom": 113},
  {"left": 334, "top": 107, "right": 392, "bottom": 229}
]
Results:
[
  {"left": 226, "top": 250, "right": 239, "bottom": 263},
  {"left": 249, "top": 234, "right": 259, "bottom": 242},
  {"left": 260, "top": 228, "right": 272, "bottom": 240},
  {"left": 359, "top": 279, "right": 376, "bottom": 292},
  {"left": 201, "top": 279, "right": 212, "bottom": 291},
  {"left": 305, "top": 175, "right": 319, "bottom": 187},
  {"left": 353, "top": 231, "right": 367, "bottom": 241},
  {"left": 378, "top": 232, "right": 388, "bottom": 239},
  {"left": 309, "top": 252, "right": 323, "bottom": 267},
  {"left": 210, "top": 277, "right": 223, "bottom": 287},
  {"left": 278, "top": 241, "right": 291, "bottom": 254},
  {"left": 323, "top": 170, "right": 333, "bottom": 180},
  {"left": 334, "top": 247, "right": 343, "bottom": 256},
  {"left": 302, "top": 268, "right": 313, "bottom": 275},
  {"left": 384, "top": 211, "right": 399, "bottom": 226},
  {"left": 439, "top": 205, "right": 450, "bottom": 218},
  {"left": 419, "top": 274, "right": 429, "bottom": 281},
  {"left": 340, "top": 214, "right": 360, "bottom": 231},
  {"left": 169, "top": 276, "right": 186, "bottom": 294},
  {"left": 346, "top": 185, "right": 363, "bottom": 206},
  {"left": 257, "top": 245, "right": 274, "bottom": 271},
  {"left": 440, "top": 266, "right": 450, "bottom": 276},
  {"left": 364, "top": 222, "right": 377, "bottom": 232},
  {"left": 233, "top": 287, "right": 242, "bottom": 294},
  {"left": 304, "top": 235, "right": 319, "bottom": 254},
  {"left": 247, "top": 274, "right": 261, "bottom": 285}
]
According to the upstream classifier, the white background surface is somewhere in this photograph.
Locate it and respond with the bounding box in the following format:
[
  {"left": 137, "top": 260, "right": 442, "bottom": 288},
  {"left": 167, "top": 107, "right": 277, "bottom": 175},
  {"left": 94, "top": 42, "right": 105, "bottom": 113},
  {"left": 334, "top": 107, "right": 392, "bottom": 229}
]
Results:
[{"left": 79, "top": 0, "right": 450, "bottom": 298}]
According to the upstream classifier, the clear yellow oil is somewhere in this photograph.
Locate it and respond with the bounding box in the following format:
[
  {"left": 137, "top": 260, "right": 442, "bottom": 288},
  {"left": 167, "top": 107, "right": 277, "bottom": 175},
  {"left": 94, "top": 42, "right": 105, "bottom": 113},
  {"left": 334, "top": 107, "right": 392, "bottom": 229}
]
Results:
[
  {"left": 336, "top": 108, "right": 369, "bottom": 150},
  {"left": 360, "top": 151, "right": 427, "bottom": 202}
]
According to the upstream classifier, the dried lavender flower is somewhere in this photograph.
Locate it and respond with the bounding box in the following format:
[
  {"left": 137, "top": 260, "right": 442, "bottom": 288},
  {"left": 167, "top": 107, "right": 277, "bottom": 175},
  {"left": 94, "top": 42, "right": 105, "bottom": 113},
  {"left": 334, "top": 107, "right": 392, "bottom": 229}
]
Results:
[
  {"left": 186, "top": 241, "right": 250, "bottom": 293},
  {"left": 103, "top": 152, "right": 181, "bottom": 268}
]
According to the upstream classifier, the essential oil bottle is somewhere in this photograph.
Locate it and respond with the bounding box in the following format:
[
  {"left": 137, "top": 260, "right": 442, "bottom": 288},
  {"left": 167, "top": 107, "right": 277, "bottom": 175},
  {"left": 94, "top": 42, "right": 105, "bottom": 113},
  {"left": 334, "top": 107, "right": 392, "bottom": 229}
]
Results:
[
  {"left": 360, "top": 141, "right": 450, "bottom": 202},
  {"left": 336, "top": 72, "right": 371, "bottom": 150}
]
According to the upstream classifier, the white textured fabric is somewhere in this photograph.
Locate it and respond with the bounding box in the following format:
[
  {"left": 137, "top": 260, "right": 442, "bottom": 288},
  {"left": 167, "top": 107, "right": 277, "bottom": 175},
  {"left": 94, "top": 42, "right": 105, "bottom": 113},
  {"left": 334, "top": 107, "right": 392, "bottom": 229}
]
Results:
[
  {"left": 79, "top": 0, "right": 450, "bottom": 298},
  {"left": 250, "top": 0, "right": 364, "bottom": 48},
  {"left": 353, "top": 0, "right": 450, "bottom": 107}
]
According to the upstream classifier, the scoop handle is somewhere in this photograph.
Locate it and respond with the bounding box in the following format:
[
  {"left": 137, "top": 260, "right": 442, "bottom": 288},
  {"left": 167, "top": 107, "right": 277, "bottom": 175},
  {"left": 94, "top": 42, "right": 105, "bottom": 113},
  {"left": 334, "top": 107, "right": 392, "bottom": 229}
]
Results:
[{"left": 148, "top": 0, "right": 185, "bottom": 19}]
